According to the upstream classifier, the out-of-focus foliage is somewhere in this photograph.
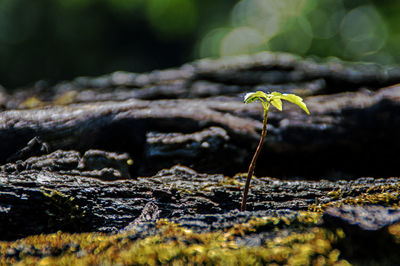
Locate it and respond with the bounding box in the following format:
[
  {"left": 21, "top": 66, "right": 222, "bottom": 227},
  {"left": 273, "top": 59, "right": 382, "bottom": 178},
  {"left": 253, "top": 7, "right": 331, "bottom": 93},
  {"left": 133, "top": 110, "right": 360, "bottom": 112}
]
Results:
[
  {"left": 0, "top": 0, "right": 399, "bottom": 88},
  {"left": 202, "top": 0, "right": 398, "bottom": 65},
  {"left": 0, "top": 0, "right": 233, "bottom": 88}
]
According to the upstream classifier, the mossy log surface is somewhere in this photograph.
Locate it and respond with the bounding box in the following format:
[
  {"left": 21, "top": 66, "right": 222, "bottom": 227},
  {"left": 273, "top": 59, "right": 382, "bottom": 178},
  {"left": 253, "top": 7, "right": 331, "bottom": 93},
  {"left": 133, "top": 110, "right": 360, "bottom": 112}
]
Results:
[
  {"left": 1, "top": 52, "right": 400, "bottom": 264},
  {"left": 1, "top": 165, "right": 400, "bottom": 264}
]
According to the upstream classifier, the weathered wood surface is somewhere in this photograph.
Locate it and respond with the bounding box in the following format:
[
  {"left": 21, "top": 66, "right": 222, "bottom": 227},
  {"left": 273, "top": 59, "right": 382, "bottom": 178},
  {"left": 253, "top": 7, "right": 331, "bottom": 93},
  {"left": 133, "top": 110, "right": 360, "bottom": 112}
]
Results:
[
  {"left": 1, "top": 52, "right": 400, "bottom": 264},
  {"left": 1, "top": 164, "right": 400, "bottom": 241},
  {"left": 0, "top": 84, "right": 399, "bottom": 177},
  {"left": 1, "top": 53, "right": 400, "bottom": 179},
  {"left": 4, "top": 52, "right": 400, "bottom": 108}
]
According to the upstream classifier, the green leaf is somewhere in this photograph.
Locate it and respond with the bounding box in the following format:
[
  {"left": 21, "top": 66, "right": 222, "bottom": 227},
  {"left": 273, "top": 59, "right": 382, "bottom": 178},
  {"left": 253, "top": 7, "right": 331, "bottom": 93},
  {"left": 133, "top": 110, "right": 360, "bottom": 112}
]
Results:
[
  {"left": 244, "top": 91, "right": 268, "bottom": 104},
  {"left": 244, "top": 91, "right": 310, "bottom": 116},
  {"left": 280, "top": 93, "right": 310, "bottom": 114},
  {"left": 270, "top": 97, "right": 282, "bottom": 111},
  {"left": 270, "top": 91, "right": 283, "bottom": 97}
]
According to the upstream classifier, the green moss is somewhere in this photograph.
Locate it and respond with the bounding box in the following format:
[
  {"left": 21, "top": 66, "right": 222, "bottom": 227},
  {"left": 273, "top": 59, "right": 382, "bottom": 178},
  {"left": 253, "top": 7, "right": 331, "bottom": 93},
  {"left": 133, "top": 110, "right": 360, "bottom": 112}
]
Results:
[
  {"left": 309, "top": 183, "right": 400, "bottom": 212},
  {"left": 18, "top": 97, "right": 45, "bottom": 109},
  {"left": 41, "top": 187, "right": 86, "bottom": 231},
  {"left": 53, "top": 91, "right": 78, "bottom": 105},
  {"left": 0, "top": 212, "right": 351, "bottom": 265}
]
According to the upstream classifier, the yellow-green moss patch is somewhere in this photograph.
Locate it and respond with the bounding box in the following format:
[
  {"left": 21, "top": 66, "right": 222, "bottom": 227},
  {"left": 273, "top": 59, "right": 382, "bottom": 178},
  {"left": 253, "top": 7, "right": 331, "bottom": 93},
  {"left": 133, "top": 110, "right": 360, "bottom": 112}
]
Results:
[
  {"left": 0, "top": 212, "right": 352, "bottom": 265},
  {"left": 310, "top": 183, "right": 400, "bottom": 212}
]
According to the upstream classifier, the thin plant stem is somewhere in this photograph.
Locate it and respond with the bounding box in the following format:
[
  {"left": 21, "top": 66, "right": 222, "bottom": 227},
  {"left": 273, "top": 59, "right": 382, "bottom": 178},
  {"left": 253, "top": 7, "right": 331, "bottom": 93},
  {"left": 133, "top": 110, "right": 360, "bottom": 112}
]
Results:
[{"left": 241, "top": 108, "right": 269, "bottom": 211}]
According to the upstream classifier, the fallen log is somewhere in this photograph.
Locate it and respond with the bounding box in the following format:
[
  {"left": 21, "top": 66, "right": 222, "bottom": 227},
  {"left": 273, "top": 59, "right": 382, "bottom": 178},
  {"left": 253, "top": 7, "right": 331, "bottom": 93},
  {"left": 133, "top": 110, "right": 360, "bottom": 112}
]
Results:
[
  {"left": 0, "top": 85, "right": 399, "bottom": 177},
  {"left": 1, "top": 52, "right": 400, "bottom": 264}
]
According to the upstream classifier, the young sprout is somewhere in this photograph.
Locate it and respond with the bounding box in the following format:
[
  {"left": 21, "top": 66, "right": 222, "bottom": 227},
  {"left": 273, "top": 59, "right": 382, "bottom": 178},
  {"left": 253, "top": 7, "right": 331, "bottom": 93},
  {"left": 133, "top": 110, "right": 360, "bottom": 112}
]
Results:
[{"left": 241, "top": 91, "right": 310, "bottom": 211}]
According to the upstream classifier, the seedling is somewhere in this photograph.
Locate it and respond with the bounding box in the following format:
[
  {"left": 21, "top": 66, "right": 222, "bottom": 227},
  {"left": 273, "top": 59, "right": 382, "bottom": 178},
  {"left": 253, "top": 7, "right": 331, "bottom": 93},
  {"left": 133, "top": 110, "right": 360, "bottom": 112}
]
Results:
[{"left": 241, "top": 91, "right": 310, "bottom": 211}]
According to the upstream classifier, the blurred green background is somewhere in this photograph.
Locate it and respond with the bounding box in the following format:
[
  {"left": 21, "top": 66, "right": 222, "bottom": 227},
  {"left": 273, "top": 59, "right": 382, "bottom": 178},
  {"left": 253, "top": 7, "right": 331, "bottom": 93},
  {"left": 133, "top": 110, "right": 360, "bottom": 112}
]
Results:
[{"left": 0, "top": 0, "right": 399, "bottom": 88}]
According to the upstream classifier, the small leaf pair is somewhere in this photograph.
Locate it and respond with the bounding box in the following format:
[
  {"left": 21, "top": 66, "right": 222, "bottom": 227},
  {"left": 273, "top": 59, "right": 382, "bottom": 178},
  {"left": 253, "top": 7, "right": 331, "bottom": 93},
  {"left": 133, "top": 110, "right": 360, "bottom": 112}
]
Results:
[{"left": 244, "top": 91, "right": 310, "bottom": 114}]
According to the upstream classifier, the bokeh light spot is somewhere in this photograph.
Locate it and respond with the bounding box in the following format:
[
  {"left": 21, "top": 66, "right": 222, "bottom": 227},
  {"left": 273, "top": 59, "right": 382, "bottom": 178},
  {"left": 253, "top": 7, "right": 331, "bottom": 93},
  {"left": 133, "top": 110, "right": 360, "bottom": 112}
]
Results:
[
  {"left": 307, "top": 8, "right": 345, "bottom": 39},
  {"left": 220, "top": 27, "right": 266, "bottom": 56},
  {"left": 232, "top": 0, "right": 282, "bottom": 38},
  {"left": 268, "top": 16, "right": 312, "bottom": 55},
  {"left": 199, "top": 28, "right": 231, "bottom": 58},
  {"left": 340, "top": 5, "right": 387, "bottom": 56}
]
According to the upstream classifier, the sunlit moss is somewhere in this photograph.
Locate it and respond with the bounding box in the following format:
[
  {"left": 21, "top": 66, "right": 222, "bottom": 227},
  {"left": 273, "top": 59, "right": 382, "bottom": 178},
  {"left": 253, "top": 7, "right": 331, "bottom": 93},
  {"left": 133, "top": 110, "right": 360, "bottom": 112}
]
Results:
[
  {"left": 18, "top": 97, "right": 44, "bottom": 109},
  {"left": 53, "top": 90, "right": 78, "bottom": 105},
  {"left": 0, "top": 212, "right": 351, "bottom": 265},
  {"left": 40, "top": 187, "right": 86, "bottom": 230},
  {"left": 309, "top": 183, "right": 400, "bottom": 212}
]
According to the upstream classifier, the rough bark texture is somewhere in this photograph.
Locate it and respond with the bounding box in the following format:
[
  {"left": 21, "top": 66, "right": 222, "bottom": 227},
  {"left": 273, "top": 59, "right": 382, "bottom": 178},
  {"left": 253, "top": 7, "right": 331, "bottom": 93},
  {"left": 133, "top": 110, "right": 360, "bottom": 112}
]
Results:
[
  {"left": 1, "top": 164, "right": 400, "bottom": 241},
  {"left": 1, "top": 52, "right": 400, "bottom": 264},
  {"left": 1, "top": 76, "right": 400, "bottom": 178}
]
